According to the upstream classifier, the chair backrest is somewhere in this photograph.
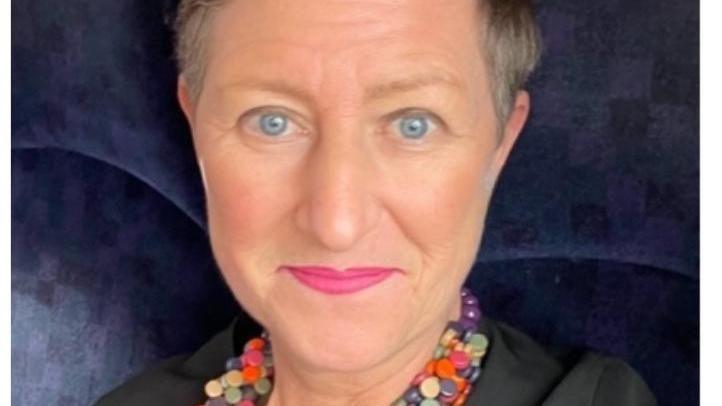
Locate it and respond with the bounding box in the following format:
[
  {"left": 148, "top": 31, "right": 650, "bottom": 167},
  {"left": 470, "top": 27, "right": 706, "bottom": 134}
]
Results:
[{"left": 11, "top": 0, "right": 698, "bottom": 404}]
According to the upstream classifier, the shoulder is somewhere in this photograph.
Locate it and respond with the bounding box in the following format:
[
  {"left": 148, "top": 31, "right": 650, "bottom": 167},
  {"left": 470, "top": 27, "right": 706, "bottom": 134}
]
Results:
[
  {"left": 548, "top": 352, "right": 658, "bottom": 406},
  {"left": 468, "top": 318, "right": 657, "bottom": 406},
  {"left": 468, "top": 318, "right": 568, "bottom": 404},
  {"left": 94, "top": 354, "right": 206, "bottom": 406},
  {"left": 93, "top": 317, "right": 240, "bottom": 406}
]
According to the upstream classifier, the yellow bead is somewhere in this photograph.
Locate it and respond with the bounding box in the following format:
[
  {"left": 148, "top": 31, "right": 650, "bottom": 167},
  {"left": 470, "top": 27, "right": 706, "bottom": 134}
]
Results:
[
  {"left": 225, "top": 370, "right": 244, "bottom": 387},
  {"left": 204, "top": 379, "right": 224, "bottom": 398},
  {"left": 419, "top": 376, "right": 441, "bottom": 398},
  {"left": 440, "top": 330, "right": 456, "bottom": 346}
]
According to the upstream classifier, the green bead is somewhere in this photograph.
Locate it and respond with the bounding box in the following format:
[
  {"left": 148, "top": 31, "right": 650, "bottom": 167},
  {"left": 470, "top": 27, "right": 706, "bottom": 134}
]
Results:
[
  {"left": 254, "top": 377, "right": 273, "bottom": 395},
  {"left": 420, "top": 399, "right": 441, "bottom": 406},
  {"left": 433, "top": 345, "right": 445, "bottom": 359},
  {"left": 468, "top": 333, "right": 488, "bottom": 351},
  {"left": 224, "top": 387, "right": 242, "bottom": 403},
  {"left": 391, "top": 398, "right": 408, "bottom": 406}
]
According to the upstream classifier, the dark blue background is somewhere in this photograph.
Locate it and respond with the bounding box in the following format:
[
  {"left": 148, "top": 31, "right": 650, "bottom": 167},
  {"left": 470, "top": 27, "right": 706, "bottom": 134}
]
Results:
[{"left": 12, "top": 0, "right": 699, "bottom": 404}]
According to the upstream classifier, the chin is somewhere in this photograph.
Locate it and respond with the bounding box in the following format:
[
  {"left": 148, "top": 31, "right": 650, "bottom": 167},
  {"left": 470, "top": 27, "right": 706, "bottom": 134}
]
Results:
[
  {"left": 264, "top": 271, "right": 414, "bottom": 372},
  {"left": 279, "top": 321, "right": 403, "bottom": 374}
]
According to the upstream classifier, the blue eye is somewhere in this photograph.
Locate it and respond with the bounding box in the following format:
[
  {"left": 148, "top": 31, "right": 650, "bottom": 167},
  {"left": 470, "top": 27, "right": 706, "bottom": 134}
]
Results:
[
  {"left": 398, "top": 116, "right": 430, "bottom": 139},
  {"left": 259, "top": 113, "right": 288, "bottom": 136}
]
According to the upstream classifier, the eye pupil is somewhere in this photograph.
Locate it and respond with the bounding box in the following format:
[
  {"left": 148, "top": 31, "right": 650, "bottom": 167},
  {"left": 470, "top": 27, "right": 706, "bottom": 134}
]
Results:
[
  {"left": 259, "top": 113, "right": 288, "bottom": 136},
  {"left": 399, "top": 116, "right": 429, "bottom": 139}
]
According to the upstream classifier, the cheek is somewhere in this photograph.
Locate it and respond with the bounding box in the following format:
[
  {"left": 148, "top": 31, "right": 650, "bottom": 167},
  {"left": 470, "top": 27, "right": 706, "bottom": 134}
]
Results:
[
  {"left": 201, "top": 149, "right": 301, "bottom": 325},
  {"left": 377, "top": 147, "right": 493, "bottom": 322},
  {"left": 202, "top": 150, "right": 295, "bottom": 254},
  {"left": 385, "top": 151, "right": 492, "bottom": 260}
]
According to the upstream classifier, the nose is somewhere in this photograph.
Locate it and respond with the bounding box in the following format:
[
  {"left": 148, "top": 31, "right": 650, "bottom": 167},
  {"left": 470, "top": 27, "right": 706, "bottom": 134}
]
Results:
[{"left": 295, "top": 123, "right": 381, "bottom": 252}]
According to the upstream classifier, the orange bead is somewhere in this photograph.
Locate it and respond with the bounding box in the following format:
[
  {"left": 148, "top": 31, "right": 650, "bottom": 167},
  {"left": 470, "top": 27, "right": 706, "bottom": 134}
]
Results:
[
  {"left": 242, "top": 365, "right": 261, "bottom": 383},
  {"left": 434, "top": 358, "right": 456, "bottom": 379},
  {"left": 452, "top": 393, "right": 468, "bottom": 405},
  {"left": 451, "top": 375, "right": 467, "bottom": 392},
  {"left": 245, "top": 338, "right": 265, "bottom": 351},
  {"left": 425, "top": 359, "right": 437, "bottom": 375}
]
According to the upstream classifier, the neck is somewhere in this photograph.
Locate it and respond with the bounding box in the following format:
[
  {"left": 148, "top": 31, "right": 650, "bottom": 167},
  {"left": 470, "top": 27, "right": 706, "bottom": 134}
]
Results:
[{"left": 264, "top": 295, "right": 462, "bottom": 406}]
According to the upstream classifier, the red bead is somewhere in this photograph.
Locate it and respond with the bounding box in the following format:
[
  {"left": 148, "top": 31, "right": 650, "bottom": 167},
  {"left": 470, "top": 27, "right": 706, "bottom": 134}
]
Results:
[{"left": 412, "top": 371, "right": 431, "bottom": 386}]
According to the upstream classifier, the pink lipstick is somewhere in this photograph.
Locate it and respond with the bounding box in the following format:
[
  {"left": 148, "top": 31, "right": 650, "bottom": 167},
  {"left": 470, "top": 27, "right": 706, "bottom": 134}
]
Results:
[{"left": 279, "top": 266, "right": 400, "bottom": 295}]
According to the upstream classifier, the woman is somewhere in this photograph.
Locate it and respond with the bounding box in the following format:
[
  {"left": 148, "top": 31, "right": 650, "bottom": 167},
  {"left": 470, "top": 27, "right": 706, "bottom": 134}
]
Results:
[{"left": 97, "top": 0, "right": 657, "bottom": 404}]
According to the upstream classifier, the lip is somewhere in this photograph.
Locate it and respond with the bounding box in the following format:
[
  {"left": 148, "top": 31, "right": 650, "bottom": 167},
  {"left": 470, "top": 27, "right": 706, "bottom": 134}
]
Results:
[{"left": 279, "top": 265, "right": 401, "bottom": 295}]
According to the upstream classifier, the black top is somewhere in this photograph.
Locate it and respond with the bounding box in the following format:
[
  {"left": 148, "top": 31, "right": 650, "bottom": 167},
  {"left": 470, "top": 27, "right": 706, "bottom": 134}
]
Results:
[{"left": 95, "top": 316, "right": 657, "bottom": 405}]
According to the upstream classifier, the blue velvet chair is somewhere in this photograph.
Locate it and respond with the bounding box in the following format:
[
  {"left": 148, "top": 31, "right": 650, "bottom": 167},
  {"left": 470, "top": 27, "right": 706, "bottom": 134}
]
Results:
[{"left": 11, "top": 0, "right": 699, "bottom": 404}]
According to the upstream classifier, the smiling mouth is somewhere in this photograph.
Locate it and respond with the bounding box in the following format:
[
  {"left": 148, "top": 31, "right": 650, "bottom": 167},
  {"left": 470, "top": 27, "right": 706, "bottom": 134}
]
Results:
[{"left": 277, "top": 265, "right": 403, "bottom": 295}]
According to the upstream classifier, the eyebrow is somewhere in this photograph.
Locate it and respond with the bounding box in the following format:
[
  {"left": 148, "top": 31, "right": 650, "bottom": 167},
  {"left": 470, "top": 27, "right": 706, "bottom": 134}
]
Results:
[
  {"left": 364, "top": 73, "right": 463, "bottom": 100},
  {"left": 223, "top": 72, "right": 462, "bottom": 103}
]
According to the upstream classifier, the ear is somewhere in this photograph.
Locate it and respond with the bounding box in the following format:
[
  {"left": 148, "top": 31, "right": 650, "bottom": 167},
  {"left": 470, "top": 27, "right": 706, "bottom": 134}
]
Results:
[
  {"left": 177, "top": 74, "right": 195, "bottom": 126},
  {"left": 485, "top": 90, "right": 531, "bottom": 190}
]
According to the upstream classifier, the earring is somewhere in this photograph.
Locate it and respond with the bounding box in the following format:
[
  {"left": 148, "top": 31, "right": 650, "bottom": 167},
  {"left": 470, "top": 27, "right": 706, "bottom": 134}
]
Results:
[{"left": 198, "top": 158, "right": 208, "bottom": 191}]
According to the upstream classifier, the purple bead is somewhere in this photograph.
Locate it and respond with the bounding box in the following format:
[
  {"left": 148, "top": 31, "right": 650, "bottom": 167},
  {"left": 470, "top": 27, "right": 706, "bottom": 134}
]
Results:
[
  {"left": 462, "top": 305, "right": 481, "bottom": 322},
  {"left": 207, "top": 399, "right": 226, "bottom": 406},
  {"left": 460, "top": 287, "right": 471, "bottom": 297},
  {"left": 242, "top": 386, "right": 258, "bottom": 400},
  {"left": 469, "top": 366, "right": 481, "bottom": 381},
  {"left": 446, "top": 320, "right": 464, "bottom": 335},
  {"left": 440, "top": 378, "right": 458, "bottom": 397},
  {"left": 462, "top": 294, "right": 479, "bottom": 307},
  {"left": 458, "top": 366, "right": 473, "bottom": 378},
  {"left": 225, "top": 357, "right": 241, "bottom": 371},
  {"left": 403, "top": 387, "right": 423, "bottom": 403},
  {"left": 459, "top": 318, "right": 477, "bottom": 331}
]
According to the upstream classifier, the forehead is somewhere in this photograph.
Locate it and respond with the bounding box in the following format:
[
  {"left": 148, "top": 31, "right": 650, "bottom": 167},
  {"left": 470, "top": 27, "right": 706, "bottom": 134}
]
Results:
[{"left": 203, "top": 0, "right": 486, "bottom": 95}]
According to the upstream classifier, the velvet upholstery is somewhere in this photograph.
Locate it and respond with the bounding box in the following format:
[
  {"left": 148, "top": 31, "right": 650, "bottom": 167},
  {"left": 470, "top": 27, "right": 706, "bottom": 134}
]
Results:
[{"left": 12, "top": 0, "right": 699, "bottom": 404}]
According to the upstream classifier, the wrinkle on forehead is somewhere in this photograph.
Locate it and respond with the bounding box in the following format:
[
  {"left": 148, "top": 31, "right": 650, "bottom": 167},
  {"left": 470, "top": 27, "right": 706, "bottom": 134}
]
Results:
[
  {"left": 201, "top": 0, "right": 486, "bottom": 116},
  {"left": 207, "top": 0, "right": 479, "bottom": 57}
]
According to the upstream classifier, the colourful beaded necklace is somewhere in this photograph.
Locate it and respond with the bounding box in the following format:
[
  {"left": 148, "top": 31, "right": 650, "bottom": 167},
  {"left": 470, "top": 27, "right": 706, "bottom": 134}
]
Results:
[{"left": 198, "top": 287, "right": 488, "bottom": 406}]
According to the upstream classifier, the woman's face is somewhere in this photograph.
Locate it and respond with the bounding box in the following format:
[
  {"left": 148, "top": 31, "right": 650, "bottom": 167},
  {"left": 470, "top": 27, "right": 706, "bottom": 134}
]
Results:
[{"left": 180, "top": 0, "right": 525, "bottom": 373}]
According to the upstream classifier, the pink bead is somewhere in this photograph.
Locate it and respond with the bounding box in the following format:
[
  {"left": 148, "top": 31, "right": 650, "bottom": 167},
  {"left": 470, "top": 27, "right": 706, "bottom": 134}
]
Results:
[
  {"left": 236, "top": 400, "right": 255, "bottom": 406},
  {"left": 449, "top": 350, "right": 470, "bottom": 370},
  {"left": 411, "top": 371, "right": 431, "bottom": 386},
  {"left": 243, "top": 349, "right": 264, "bottom": 367}
]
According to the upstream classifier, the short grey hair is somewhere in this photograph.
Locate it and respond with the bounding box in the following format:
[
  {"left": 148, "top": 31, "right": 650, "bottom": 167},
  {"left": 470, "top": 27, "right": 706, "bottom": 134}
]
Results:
[{"left": 173, "top": 0, "right": 542, "bottom": 127}]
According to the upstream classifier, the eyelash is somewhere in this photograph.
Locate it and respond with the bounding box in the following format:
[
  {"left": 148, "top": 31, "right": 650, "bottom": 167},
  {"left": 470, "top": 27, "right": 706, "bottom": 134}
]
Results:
[
  {"left": 385, "top": 108, "right": 442, "bottom": 140},
  {"left": 238, "top": 106, "right": 444, "bottom": 141},
  {"left": 239, "top": 107, "right": 307, "bottom": 139}
]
